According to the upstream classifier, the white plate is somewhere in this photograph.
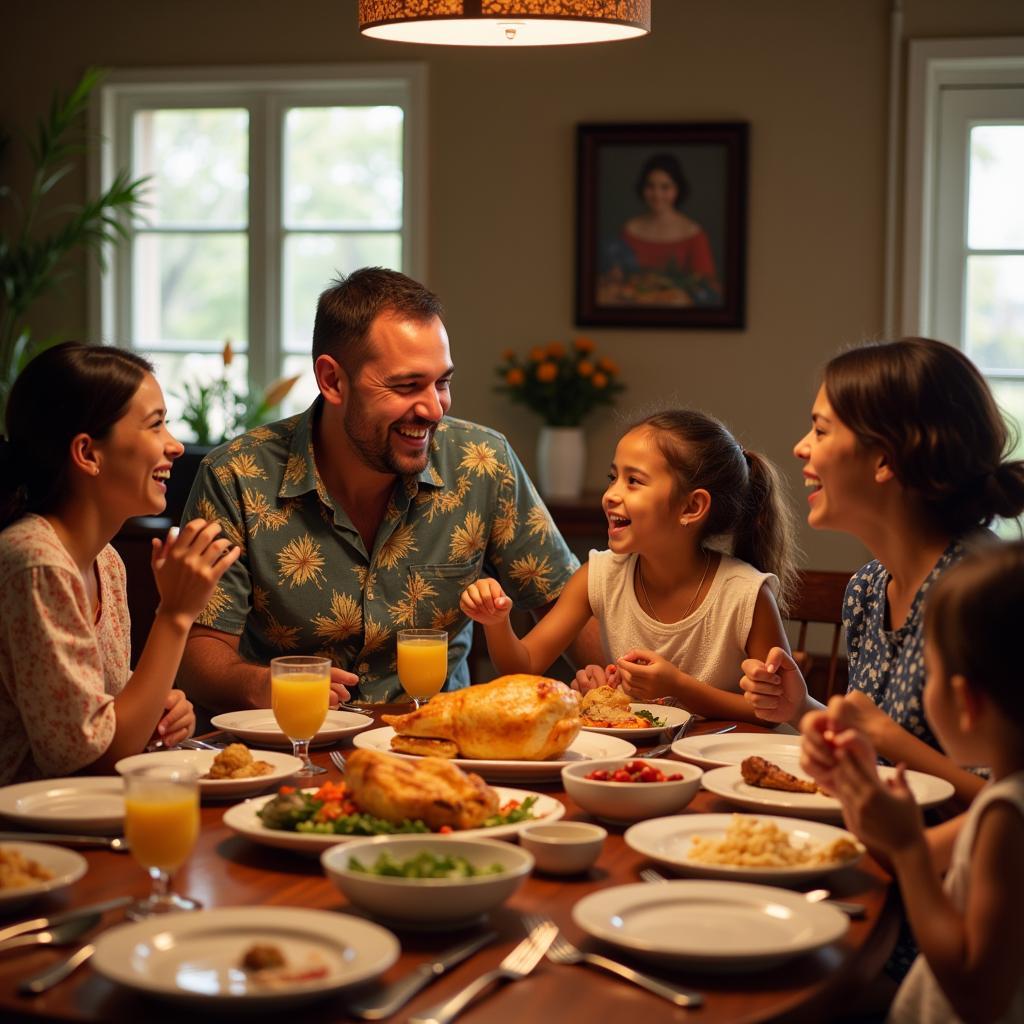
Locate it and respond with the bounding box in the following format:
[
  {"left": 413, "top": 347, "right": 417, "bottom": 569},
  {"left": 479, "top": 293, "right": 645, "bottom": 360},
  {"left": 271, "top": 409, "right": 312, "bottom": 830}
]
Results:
[
  {"left": 0, "top": 777, "right": 124, "bottom": 835},
  {"left": 700, "top": 764, "right": 955, "bottom": 822},
  {"left": 91, "top": 906, "right": 399, "bottom": 1009},
  {"left": 115, "top": 749, "right": 303, "bottom": 800},
  {"left": 572, "top": 880, "right": 849, "bottom": 970},
  {"left": 671, "top": 731, "right": 805, "bottom": 770},
  {"left": 0, "top": 841, "right": 88, "bottom": 913},
  {"left": 223, "top": 786, "right": 565, "bottom": 854},
  {"left": 210, "top": 709, "right": 374, "bottom": 750},
  {"left": 353, "top": 727, "right": 636, "bottom": 783},
  {"left": 624, "top": 813, "right": 863, "bottom": 884},
  {"left": 580, "top": 703, "right": 691, "bottom": 741}
]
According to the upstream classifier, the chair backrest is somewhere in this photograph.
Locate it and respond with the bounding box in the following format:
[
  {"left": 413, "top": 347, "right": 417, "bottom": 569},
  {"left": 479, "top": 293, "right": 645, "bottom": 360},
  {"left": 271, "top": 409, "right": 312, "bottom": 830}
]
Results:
[{"left": 786, "top": 569, "right": 852, "bottom": 702}]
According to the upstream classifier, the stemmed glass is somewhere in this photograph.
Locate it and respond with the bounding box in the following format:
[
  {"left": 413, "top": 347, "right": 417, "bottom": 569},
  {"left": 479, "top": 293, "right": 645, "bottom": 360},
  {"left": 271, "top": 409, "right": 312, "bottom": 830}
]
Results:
[
  {"left": 123, "top": 764, "right": 201, "bottom": 920},
  {"left": 397, "top": 629, "right": 449, "bottom": 708},
  {"left": 271, "top": 655, "right": 330, "bottom": 777}
]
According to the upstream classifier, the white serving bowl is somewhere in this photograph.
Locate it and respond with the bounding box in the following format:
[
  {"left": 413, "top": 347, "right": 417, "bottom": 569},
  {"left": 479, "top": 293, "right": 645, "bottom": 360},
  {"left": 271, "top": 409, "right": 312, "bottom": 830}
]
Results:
[
  {"left": 519, "top": 822, "right": 607, "bottom": 875},
  {"left": 561, "top": 758, "right": 703, "bottom": 825},
  {"left": 321, "top": 834, "right": 533, "bottom": 928}
]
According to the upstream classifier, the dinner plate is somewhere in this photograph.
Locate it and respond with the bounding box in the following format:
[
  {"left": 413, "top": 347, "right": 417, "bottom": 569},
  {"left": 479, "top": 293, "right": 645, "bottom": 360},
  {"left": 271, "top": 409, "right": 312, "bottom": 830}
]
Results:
[
  {"left": 115, "top": 749, "right": 303, "bottom": 800},
  {"left": 700, "top": 764, "right": 955, "bottom": 822},
  {"left": 223, "top": 785, "right": 565, "bottom": 854},
  {"left": 580, "top": 703, "right": 691, "bottom": 741},
  {"left": 0, "top": 777, "right": 124, "bottom": 835},
  {"left": 210, "top": 708, "right": 374, "bottom": 750},
  {"left": 352, "top": 727, "right": 636, "bottom": 783},
  {"left": 91, "top": 906, "right": 399, "bottom": 1009},
  {"left": 624, "top": 813, "right": 863, "bottom": 885},
  {"left": 671, "top": 731, "right": 805, "bottom": 770},
  {"left": 0, "top": 841, "right": 88, "bottom": 913},
  {"left": 572, "top": 879, "right": 849, "bottom": 970}
]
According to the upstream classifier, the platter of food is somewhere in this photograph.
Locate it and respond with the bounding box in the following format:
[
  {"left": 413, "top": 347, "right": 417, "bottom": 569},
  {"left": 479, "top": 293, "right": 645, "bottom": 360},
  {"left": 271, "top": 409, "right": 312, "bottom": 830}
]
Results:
[
  {"left": 115, "top": 745, "right": 303, "bottom": 800},
  {"left": 578, "top": 687, "right": 691, "bottom": 740},
  {"left": 223, "top": 749, "right": 565, "bottom": 853},
  {"left": 572, "top": 879, "right": 849, "bottom": 970},
  {"left": 671, "top": 732, "right": 804, "bottom": 770},
  {"left": 0, "top": 841, "right": 88, "bottom": 913},
  {"left": 700, "top": 761, "right": 955, "bottom": 821},
  {"left": 0, "top": 776, "right": 125, "bottom": 834},
  {"left": 90, "top": 906, "right": 399, "bottom": 1009},
  {"left": 210, "top": 708, "right": 374, "bottom": 749},
  {"left": 624, "top": 813, "right": 863, "bottom": 884}
]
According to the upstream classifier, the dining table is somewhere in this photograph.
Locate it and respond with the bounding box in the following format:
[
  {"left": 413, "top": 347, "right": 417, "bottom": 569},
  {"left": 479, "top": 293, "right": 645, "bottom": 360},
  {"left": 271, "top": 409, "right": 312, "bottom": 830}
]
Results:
[{"left": 0, "top": 709, "right": 902, "bottom": 1024}]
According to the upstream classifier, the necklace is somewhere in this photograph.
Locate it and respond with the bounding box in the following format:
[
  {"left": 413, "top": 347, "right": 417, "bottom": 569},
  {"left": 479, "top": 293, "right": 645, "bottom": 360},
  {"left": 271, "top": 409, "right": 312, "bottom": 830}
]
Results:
[{"left": 636, "top": 549, "right": 712, "bottom": 622}]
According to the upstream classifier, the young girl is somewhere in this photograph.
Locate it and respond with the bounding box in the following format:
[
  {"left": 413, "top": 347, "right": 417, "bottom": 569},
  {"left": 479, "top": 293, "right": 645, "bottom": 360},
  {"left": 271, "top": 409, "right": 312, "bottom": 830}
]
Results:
[
  {"left": 460, "top": 410, "right": 797, "bottom": 721},
  {"left": 815, "top": 543, "right": 1024, "bottom": 1023},
  {"left": 0, "top": 343, "right": 240, "bottom": 784}
]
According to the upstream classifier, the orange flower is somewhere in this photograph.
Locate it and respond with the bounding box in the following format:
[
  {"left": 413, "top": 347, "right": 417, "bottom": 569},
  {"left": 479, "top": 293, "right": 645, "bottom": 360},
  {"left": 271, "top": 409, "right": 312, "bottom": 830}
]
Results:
[
  {"left": 501, "top": 348, "right": 516, "bottom": 361},
  {"left": 577, "top": 360, "right": 594, "bottom": 377},
  {"left": 546, "top": 341, "right": 566, "bottom": 358},
  {"left": 573, "top": 337, "right": 596, "bottom": 353},
  {"left": 536, "top": 361, "right": 558, "bottom": 382},
  {"left": 598, "top": 357, "right": 619, "bottom": 374},
  {"left": 505, "top": 367, "right": 525, "bottom": 386},
  {"left": 529, "top": 346, "right": 546, "bottom": 362},
  {"left": 592, "top": 372, "right": 609, "bottom": 389}
]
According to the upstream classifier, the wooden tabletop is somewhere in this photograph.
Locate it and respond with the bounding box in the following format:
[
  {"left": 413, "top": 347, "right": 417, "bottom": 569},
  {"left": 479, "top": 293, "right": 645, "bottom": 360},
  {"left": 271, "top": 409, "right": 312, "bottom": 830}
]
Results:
[{"left": 0, "top": 713, "right": 899, "bottom": 1023}]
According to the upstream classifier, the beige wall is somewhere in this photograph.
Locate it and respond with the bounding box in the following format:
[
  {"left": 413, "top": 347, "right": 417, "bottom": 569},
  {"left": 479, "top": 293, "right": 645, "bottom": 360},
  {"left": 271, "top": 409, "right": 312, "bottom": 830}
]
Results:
[{"left": 4, "top": 0, "right": 1024, "bottom": 571}]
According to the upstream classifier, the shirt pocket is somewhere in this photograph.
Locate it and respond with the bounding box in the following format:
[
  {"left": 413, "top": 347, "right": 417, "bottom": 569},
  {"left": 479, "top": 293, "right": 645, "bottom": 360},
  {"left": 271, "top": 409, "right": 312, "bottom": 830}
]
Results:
[{"left": 407, "top": 559, "right": 483, "bottom": 625}]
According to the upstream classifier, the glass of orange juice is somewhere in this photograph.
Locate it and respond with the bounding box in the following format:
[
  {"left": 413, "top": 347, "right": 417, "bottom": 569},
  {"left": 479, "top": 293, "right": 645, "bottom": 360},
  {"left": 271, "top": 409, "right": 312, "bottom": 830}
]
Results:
[
  {"left": 271, "top": 655, "right": 331, "bottom": 777},
  {"left": 397, "top": 629, "right": 448, "bottom": 708},
  {"left": 124, "top": 764, "right": 201, "bottom": 920}
]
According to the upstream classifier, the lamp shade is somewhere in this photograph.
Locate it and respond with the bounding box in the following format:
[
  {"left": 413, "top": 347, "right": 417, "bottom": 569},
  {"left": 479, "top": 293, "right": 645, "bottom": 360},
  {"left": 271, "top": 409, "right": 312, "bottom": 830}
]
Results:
[{"left": 358, "top": 1, "right": 651, "bottom": 46}]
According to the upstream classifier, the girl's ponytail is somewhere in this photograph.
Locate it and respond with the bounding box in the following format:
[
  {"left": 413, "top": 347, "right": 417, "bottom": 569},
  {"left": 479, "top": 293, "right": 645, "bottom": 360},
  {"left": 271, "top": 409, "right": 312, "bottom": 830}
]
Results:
[{"left": 0, "top": 440, "right": 29, "bottom": 531}]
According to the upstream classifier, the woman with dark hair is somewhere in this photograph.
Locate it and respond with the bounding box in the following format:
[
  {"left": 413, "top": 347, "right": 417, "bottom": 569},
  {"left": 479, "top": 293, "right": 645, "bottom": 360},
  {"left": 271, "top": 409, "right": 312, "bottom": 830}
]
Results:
[
  {"left": 741, "top": 336, "right": 1024, "bottom": 804},
  {"left": 0, "top": 342, "right": 240, "bottom": 784}
]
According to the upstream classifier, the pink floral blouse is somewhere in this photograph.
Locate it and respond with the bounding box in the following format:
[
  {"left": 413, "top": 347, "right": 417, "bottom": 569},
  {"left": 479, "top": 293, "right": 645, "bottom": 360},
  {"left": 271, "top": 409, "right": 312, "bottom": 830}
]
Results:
[{"left": 0, "top": 514, "right": 131, "bottom": 784}]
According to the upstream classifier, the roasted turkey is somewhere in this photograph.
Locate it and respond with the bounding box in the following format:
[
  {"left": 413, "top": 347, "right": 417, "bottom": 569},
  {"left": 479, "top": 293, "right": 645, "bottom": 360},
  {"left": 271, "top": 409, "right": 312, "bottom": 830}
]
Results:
[
  {"left": 344, "top": 748, "right": 499, "bottom": 830},
  {"left": 382, "top": 674, "right": 582, "bottom": 760}
]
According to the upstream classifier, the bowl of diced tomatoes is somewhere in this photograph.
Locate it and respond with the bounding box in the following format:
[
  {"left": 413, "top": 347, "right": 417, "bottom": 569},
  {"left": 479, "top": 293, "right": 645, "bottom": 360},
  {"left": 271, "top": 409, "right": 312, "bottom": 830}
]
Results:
[{"left": 561, "top": 759, "right": 703, "bottom": 825}]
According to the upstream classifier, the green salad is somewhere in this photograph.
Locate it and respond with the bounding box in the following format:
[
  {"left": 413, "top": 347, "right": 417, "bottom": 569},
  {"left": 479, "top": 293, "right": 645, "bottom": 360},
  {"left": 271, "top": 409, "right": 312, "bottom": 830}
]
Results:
[
  {"left": 634, "top": 708, "right": 667, "bottom": 727},
  {"left": 348, "top": 851, "right": 505, "bottom": 878}
]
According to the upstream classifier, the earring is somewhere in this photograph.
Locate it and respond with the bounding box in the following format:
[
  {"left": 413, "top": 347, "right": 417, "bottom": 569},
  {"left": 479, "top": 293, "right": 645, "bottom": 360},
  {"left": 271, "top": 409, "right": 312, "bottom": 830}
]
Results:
[
  {"left": 680, "top": 517, "right": 689, "bottom": 526},
  {"left": 92, "top": 467, "right": 100, "bottom": 476}
]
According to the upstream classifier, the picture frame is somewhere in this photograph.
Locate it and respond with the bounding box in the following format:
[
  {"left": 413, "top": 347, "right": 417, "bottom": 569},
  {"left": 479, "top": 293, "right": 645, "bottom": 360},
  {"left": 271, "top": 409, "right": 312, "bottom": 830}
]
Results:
[{"left": 575, "top": 122, "right": 748, "bottom": 329}]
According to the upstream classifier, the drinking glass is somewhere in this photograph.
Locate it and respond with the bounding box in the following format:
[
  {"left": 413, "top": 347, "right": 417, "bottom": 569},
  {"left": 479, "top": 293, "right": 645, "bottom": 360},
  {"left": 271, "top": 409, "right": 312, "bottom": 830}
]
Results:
[
  {"left": 271, "top": 655, "right": 330, "bottom": 777},
  {"left": 397, "top": 629, "right": 449, "bottom": 708},
  {"left": 123, "top": 764, "right": 201, "bottom": 920}
]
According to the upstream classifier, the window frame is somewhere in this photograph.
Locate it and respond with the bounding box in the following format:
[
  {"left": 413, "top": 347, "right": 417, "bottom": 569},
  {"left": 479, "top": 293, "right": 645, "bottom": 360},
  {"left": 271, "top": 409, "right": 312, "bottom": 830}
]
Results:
[{"left": 89, "top": 63, "right": 427, "bottom": 395}]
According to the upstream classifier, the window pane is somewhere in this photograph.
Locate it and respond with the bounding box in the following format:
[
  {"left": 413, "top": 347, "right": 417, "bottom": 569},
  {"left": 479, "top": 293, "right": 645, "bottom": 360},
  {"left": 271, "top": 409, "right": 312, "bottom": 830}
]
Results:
[
  {"left": 283, "top": 106, "right": 403, "bottom": 228},
  {"left": 282, "top": 354, "right": 319, "bottom": 417},
  {"left": 968, "top": 125, "right": 1024, "bottom": 251},
  {"left": 282, "top": 232, "right": 402, "bottom": 352},
  {"left": 965, "top": 255, "right": 1024, "bottom": 372},
  {"left": 133, "top": 233, "right": 248, "bottom": 349},
  {"left": 134, "top": 109, "right": 248, "bottom": 228}
]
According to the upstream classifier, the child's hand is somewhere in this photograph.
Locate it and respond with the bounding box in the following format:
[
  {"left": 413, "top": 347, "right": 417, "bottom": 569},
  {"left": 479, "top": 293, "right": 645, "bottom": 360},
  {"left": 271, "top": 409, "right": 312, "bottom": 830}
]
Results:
[
  {"left": 615, "top": 649, "right": 679, "bottom": 702},
  {"left": 151, "top": 688, "right": 195, "bottom": 748},
  {"left": 151, "top": 519, "right": 241, "bottom": 628},
  {"left": 572, "top": 663, "right": 617, "bottom": 694},
  {"left": 798, "top": 693, "right": 872, "bottom": 793},
  {"left": 739, "top": 647, "right": 807, "bottom": 724},
  {"left": 460, "top": 578, "right": 512, "bottom": 626}
]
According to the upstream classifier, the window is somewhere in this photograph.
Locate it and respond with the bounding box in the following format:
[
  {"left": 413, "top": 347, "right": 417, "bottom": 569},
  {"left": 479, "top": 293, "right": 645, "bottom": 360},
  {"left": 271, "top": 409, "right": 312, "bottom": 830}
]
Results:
[
  {"left": 902, "top": 39, "right": 1024, "bottom": 470},
  {"left": 92, "top": 65, "right": 426, "bottom": 436}
]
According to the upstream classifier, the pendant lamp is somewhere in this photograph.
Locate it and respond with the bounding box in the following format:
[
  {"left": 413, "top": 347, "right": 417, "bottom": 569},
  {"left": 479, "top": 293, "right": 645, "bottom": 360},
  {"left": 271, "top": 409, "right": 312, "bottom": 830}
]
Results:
[{"left": 358, "top": 1, "right": 651, "bottom": 47}]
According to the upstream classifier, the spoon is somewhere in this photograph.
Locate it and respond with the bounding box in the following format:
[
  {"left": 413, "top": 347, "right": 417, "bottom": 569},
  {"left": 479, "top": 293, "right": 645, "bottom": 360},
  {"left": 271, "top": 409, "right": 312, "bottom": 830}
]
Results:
[{"left": 0, "top": 912, "right": 101, "bottom": 953}]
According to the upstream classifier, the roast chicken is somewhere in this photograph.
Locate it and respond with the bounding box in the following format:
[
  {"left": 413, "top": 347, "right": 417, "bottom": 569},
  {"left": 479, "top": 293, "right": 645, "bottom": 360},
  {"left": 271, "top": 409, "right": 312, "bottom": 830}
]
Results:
[
  {"left": 344, "top": 748, "right": 499, "bottom": 830},
  {"left": 382, "top": 674, "right": 582, "bottom": 761}
]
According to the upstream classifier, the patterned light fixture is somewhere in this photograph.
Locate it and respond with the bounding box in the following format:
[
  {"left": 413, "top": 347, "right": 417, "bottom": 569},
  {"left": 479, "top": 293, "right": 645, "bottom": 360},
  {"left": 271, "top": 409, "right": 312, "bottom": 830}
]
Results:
[{"left": 358, "top": 1, "right": 651, "bottom": 46}]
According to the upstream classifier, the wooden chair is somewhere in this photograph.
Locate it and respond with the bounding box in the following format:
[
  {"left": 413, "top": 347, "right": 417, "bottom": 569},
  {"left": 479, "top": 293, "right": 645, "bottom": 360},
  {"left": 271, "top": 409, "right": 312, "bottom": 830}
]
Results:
[{"left": 786, "top": 569, "right": 853, "bottom": 703}]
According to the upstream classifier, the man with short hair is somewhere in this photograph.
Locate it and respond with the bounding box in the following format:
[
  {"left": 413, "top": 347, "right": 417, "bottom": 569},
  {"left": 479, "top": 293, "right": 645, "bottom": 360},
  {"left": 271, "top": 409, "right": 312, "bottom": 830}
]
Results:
[{"left": 178, "top": 267, "right": 590, "bottom": 709}]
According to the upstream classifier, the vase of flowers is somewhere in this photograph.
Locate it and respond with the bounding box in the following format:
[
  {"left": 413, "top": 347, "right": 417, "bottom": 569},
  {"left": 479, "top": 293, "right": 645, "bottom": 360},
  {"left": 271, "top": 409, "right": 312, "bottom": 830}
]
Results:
[{"left": 496, "top": 338, "right": 625, "bottom": 501}]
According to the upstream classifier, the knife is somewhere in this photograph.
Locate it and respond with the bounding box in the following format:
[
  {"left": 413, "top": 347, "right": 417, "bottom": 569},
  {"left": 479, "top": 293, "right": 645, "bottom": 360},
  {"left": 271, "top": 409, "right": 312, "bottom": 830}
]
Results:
[
  {"left": 346, "top": 931, "right": 497, "bottom": 1020},
  {"left": 0, "top": 832, "right": 129, "bottom": 852},
  {"left": 0, "top": 895, "right": 132, "bottom": 945}
]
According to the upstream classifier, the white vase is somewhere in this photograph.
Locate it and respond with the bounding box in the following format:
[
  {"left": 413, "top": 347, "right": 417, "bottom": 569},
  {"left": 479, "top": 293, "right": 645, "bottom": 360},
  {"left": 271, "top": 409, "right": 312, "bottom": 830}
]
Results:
[{"left": 537, "top": 426, "right": 585, "bottom": 502}]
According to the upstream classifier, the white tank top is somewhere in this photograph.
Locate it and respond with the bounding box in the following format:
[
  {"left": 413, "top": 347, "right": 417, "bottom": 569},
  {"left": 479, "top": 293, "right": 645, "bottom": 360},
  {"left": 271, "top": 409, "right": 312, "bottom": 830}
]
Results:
[{"left": 587, "top": 548, "right": 777, "bottom": 693}]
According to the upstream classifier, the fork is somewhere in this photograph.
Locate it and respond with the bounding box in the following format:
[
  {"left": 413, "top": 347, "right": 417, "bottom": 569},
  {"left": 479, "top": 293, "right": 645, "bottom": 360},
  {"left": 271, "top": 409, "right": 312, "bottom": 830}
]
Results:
[
  {"left": 409, "top": 915, "right": 557, "bottom": 1024},
  {"left": 545, "top": 930, "right": 702, "bottom": 1007},
  {"left": 328, "top": 749, "right": 346, "bottom": 772},
  {"left": 642, "top": 721, "right": 736, "bottom": 759}
]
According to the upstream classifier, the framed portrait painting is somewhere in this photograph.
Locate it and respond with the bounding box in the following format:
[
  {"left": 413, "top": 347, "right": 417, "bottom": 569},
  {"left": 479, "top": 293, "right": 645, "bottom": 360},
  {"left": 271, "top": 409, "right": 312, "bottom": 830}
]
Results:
[{"left": 575, "top": 122, "right": 748, "bottom": 329}]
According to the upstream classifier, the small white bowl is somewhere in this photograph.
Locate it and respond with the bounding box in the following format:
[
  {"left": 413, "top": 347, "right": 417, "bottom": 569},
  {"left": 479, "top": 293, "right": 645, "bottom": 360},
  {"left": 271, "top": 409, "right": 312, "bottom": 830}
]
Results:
[
  {"left": 561, "top": 758, "right": 703, "bottom": 825},
  {"left": 321, "top": 834, "right": 533, "bottom": 928},
  {"left": 519, "top": 822, "right": 607, "bottom": 875}
]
